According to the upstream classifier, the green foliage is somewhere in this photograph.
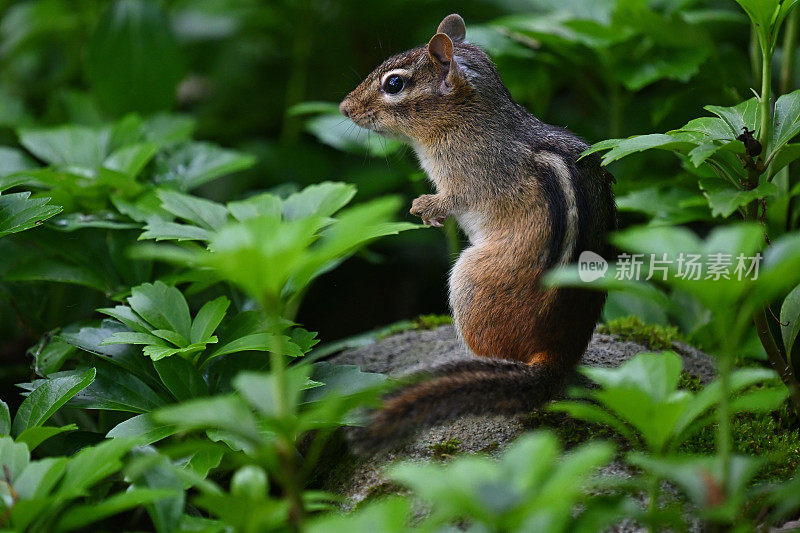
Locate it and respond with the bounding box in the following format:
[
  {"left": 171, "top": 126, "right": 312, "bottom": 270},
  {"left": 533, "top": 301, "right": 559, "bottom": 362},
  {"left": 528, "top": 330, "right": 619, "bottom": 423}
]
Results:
[
  {"left": 0, "top": 192, "right": 61, "bottom": 238},
  {"left": 553, "top": 352, "right": 787, "bottom": 453},
  {"left": 0, "top": 436, "right": 174, "bottom": 531},
  {"left": 3, "top": 0, "right": 800, "bottom": 530},
  {"left": 312, "top": 431, "right": 628, "bottom": 533}
]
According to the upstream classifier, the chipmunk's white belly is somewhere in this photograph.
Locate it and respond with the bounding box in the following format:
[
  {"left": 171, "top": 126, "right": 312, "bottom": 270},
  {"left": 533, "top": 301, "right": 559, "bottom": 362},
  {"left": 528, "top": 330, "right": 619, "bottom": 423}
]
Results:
[{"left": 455, "top": 211, "right": 486, "bottom": 246}]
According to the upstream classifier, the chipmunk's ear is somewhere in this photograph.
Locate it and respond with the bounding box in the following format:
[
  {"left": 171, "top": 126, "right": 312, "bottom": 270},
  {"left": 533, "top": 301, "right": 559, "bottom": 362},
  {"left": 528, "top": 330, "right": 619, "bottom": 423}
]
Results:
[
  {"left": 437, "top": 14, "right": 466, "bottom": 42},
  {"left": 427, "top": 33, "right": 454, "bottom": 65}
]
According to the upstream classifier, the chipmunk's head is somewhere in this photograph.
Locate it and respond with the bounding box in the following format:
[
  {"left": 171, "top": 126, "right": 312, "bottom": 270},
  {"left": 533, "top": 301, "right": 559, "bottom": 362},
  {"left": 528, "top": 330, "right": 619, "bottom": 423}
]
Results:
[{"left": 339, "top": 14, "right": 509, "bottom": 143}]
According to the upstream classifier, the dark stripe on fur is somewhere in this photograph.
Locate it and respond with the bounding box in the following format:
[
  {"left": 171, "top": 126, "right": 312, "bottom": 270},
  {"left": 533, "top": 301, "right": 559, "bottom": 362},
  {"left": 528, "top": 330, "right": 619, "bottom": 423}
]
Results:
[{"left": 536, "top": 162, "right": 568, "bottom": 268}]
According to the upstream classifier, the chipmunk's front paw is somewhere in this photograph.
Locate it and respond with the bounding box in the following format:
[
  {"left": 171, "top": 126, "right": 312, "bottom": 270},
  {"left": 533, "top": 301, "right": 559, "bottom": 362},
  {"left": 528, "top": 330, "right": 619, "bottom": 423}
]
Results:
[{"left": 410, "top": 194, "right": 448, "bottom": 227}]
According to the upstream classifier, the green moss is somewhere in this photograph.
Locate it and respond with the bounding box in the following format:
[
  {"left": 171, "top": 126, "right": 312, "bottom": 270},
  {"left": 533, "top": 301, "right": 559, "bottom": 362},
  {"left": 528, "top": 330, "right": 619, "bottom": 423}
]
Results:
[
  {"left": 413, "top": 314, "right": 453, "bottom": 330},
  {"left": 678, "top": 372, "right": 703, "bottom": 392},
  {"left": 597, "top": 316, "right": 682, "bottom": 350},
  {"left": 430, "top": 438, "right": 461, "bottom": 460},
  {"left": 681, "top": 402, "right": 800, "bottom": 481},
  {"left": 377, "top": 314, "right": 453, "bottom": 340}
]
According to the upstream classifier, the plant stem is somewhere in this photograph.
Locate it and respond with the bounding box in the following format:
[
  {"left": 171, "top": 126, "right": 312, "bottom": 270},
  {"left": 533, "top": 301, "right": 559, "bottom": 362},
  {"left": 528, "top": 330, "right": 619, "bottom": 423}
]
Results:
[
  {"left": 754, "top": 307, "right": 800, "bottom": 414},
  {"left": 281, "top": 1, "right": 312, "bottom": 145},
  {"left": 716, "top": 352, "right": 732, "bottom": 489},
  {"left": 646, "top": 475, "right": 659, "bottom": 533},
  {"left": 781, "top": 9, "right": 799, "bottom": 95},
  {"left": 751, "top": 23, "right": 762, "bottom": 87},
  {"left": 266, "top": 308, "right": 306, "bottom": 529},
  {"left": 759, "top": 42, "right": 773, "bottom": 152}
]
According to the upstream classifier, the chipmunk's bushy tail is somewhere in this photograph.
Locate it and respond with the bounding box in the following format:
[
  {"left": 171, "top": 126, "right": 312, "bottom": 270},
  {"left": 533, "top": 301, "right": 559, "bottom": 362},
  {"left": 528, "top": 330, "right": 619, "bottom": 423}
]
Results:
[{"left": 348, "top": 358, "right": 567, "bottom": 454}]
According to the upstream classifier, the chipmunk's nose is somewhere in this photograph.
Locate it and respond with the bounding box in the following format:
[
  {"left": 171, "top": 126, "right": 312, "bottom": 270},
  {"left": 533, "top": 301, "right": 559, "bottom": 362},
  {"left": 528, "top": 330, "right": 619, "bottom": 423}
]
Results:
[{"left": 339, "top": 99, "right": 352, "bottom": 118}]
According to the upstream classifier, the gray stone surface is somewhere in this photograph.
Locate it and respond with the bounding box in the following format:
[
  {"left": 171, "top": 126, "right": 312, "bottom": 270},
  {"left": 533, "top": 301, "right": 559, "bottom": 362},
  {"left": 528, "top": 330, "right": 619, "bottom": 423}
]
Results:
[{"left": 321, "top": 324, "right": 717, "bottom": 513}]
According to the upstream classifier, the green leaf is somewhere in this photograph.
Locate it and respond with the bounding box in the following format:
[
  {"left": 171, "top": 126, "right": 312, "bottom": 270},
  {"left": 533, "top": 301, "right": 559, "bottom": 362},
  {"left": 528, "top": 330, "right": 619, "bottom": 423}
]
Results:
[
  {"left": 86, "top": 0, "right": 185, "bottom": 116},
  {"left": 151, "top": 329, "right": 190, "bottom": 348},
  {"left": 699, "top": 179, "right": 778, "bottom": 217},
  {"left": 303, "top": 362, "right": 387, "bottom": 402},
  {"left": 0, "top": 147, "right": 36, "bottom": 179},
  {"left": 98, "top": 305, "right": 152, "bottom": 334},
  {"left": 202, "top": 333, "right": 303, "bottom": 364},
  {"left": 549, "top": 401, "right": 637, "bottom": 444},
  {"left": 730, "top": 387, "right": 788, "bottom": 413},
  {"left": 12, "top": 368, "right": 95, "bottom": 436},
  {"left": 157, "top": 189, "right": 229, "bottom": 230},
  {"left": 190, "top": 296, "right": 230, "bottom": 344},
  {"left": 14, "top": 457, "right": 67, "bottom": 500},
  {"left": 282, "top": 182, "right": 356, "bottom": 221},
  {"left": 58, "top": 320, "right": 161, "bottom": 387},
  {"left": 771, "top": 90, "right": 800, "bottom": 155},
  {"left": 72, "top": 364, "right": 166, "bottom": 413},
  {"left": 143, "top": 114, "right": 196, "bottom": 145},
  {"left": 128, "top": 281, "right": 192, "bottom": 341},
  {"left": 0, "top": 400, "right": 9, "bottom": 435},
  {"left": 154, "top": 142, "right": 256, "bottom": 190},
  {"left": 227, "top": 193, "right": 282, "bottom": 222},
  {"left": 781, "top": 283, "right": 800, "bottom": 358},
  {"left": 677, "top": 116, "right": 738, "bottom": 142},
  {"left": 18, "top": 125, "right": 108, "bottom": 167},
  {"left": 674, "top": 367, "right": 779, "bottom": 438},
  {"left": 57, "top": 488, "right": 179, "bottom": 531},
  {"left": 705, "top": 97, "right": 760, "bottom": 139},
  {"left": 769, "top": 143, "right": 800, "bottom": 174},
  {"left": 308, "top": 498, "right": 410, "bottom": 533},
  {"left": 153, "top": 395, "right": 263, "bottom": 447},
  {"left": 3, "top": 256, "right": 107, "bottom": 291},
  {"left": 103, "top": 142, "right": 158, "bottom": 178},
  {"left": 582, "top": 134, "right": 697, "bottom": 165},
  {"left": 59, "top": 437, "right": 140, "bottom": 494},
  {"left": 154, "top": 355, "right": 208, "bottom": 401},
  {"left": 129, "top": 450, "right": 185, "bottom": 533},
  {"left": 106, "top": 414, "right": 175, "bottom": 445},
  {"left": 140, "top": 219, "right": 213, "bottom": 241},
  {"left": 101, "top": 331, "right": 169, "bottom": 346},
  {"left": 581, "top": 351, "right": 683, "bottom": 402},
  {"left": 233, "top": 368, "right": 311, "bottom": 416},
  {"left": 616, "top": 186, "right": 711, "bottom": 225},
  {"left": 0, "top": 192, "right": 62, "bottom": 238},
  {"left": 15, "top": 425, "right": 77, "bottom": 452},
  {"left": 0, "top": 436, "right": 29, "bottom": 482}
]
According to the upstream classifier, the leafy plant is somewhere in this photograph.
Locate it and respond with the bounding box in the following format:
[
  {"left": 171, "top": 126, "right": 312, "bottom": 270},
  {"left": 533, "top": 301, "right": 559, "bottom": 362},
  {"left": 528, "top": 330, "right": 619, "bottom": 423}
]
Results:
[
  {"left": 553, "top": 351, "right": 786, "bottom": 454},
  {"left": 0, "top": 435, "right": 174, "bottom": 531},
  {"left": 310, "top": 431, "right": 630, "bottom": 533}
]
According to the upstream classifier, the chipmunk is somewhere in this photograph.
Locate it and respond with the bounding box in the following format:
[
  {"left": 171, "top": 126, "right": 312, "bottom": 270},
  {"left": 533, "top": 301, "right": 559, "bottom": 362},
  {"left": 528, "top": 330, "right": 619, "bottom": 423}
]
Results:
[{"left": 339, "top": 14, "right": 616, "bottom": 449}]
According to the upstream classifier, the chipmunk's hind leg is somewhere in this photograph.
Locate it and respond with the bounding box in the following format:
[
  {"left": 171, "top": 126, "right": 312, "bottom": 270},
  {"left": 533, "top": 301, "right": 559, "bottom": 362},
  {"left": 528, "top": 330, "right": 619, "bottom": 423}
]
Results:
[{"left": 449, "top": 244, "right": 554, "bottom": 364}]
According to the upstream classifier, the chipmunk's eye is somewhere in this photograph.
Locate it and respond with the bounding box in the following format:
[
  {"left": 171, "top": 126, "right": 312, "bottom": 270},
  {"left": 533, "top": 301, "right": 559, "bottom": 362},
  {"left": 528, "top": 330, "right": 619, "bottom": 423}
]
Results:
[{"left": 383, "top": 74, "right": 405, "bottom": 94}]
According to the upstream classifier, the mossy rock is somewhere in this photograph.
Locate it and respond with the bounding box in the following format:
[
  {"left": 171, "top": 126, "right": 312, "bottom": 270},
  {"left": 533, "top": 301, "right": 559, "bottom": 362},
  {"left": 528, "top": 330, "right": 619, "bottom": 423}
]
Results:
[{"left": 317, "top": 323, "right": 717, "bottom": 507}]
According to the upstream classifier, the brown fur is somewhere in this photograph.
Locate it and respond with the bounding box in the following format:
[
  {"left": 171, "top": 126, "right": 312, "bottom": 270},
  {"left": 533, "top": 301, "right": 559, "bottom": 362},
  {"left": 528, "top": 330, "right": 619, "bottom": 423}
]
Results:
[{"left": 340, "top": 14, "right": 616, "bottom": 450}]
